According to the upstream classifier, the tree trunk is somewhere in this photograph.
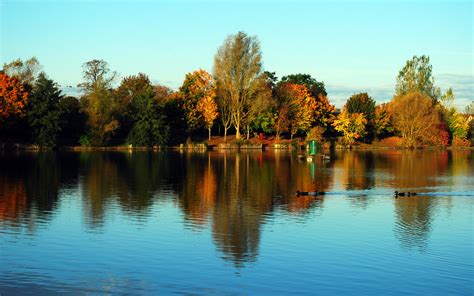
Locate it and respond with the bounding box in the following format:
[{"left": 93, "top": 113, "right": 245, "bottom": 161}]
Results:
[
  {"left": 236, "top": 127, "right": 241, "bottom": 139},
  {"left": 224, "top": 128, "right": 228, "bottom": 142},
  {"left": 246, "top": 127, "right": 250, "bottom": 140},
  {"left": 208, "top": 127, "right": 211, "bottom": 141}
]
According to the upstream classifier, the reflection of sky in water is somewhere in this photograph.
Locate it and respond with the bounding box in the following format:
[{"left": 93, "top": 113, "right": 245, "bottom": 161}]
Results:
[{"left": 0, "top": 151, "right": 473, "bottom": 294}]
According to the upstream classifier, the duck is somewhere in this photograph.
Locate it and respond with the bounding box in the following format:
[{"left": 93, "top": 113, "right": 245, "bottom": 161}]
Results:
[
  {"left": 296, "top": 190, "right": 316, "bottom": 196},
  {"left": 395, "top": 191, "right": 417, "bottom": 197},
  {"left": 296, "top": 190, "right": 326, "bottom": 196},
  {"left": 394, "top": 191, "right": 405, "bottom": 197}
]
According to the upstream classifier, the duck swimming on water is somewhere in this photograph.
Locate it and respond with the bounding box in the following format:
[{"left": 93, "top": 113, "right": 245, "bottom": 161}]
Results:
[
  {"left": 395, "top": 191, "right": 417, "bottom": 197},
  {"left": 297, "top": 190, "right": 315, "bottom": 196},
  {"left": 296, "top": 190, "right": 326, "bottom": 196}
]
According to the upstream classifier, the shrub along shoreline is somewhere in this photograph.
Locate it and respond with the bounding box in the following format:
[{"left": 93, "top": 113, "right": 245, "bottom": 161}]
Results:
[{"left": 2, "top": 137, "right": 473, "bottom": 152}]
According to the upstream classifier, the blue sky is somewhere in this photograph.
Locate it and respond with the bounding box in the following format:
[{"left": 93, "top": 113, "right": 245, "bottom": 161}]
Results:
[{"left": 1, "top": 0, "right": 472, "bottom": 109}]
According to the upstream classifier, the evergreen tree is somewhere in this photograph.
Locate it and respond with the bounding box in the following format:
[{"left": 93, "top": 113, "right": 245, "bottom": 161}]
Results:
[{"left": 28, "top": 73, "right": 63, "bottom": 147}]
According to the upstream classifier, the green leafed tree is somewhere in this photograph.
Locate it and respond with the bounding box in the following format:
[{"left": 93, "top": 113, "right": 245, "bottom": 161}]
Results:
[
  {"left": 28, "top": 73, "right": 64, "bottom": 147},
  {"left": 127, "top": 88, "right": 170, "bottom": 146},
  {"left": 280, "top": 73, "right": 327, "bottom": 98},
  {"left": 79, "top": 59, "right": 119, "bottom": 146},
  {"left": 440, "top": 88, "right": 470, "bottom": 141},
  {"left": 345, "top": 92, "right": 376, "bottom": 141},
  {"left": 395, "top": 55, "right": 441, "bottom": 102},
  {"left": 114, "top": 73, "right": 153, "bottom": 140},
  {"left": 346, "top": 92, "right": 376, "bottom": 120}
]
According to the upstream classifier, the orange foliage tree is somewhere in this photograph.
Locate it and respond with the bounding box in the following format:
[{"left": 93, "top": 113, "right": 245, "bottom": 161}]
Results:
[
  {"left": 275, "top": 82, "right": 316, "bottom": 139},
  {"left": 179, "top": 69, "right": 218, "bottom": 139},
  {"left": 197, "top": 94, "right": 219, "bottom": 140},
  {"left": 390, "top": 91, "right": 443, "bottom": 147},
  {"left": 180, "top": 70, "right": 217, "bottom": 130},
  {"left": 313, "top": 93, "right": 336, "bottom": 128},
  {"left": 0, "top": 72, "right": 29, "bottom": 123}
]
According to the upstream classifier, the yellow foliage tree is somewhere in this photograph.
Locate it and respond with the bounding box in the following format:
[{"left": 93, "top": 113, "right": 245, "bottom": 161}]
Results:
[
  {"left": 197, "top": 93, "right": 219, "bottom": 140},
  {"left": 333, "top": 109, "right": 367, "bottom": 146},
  {"left": 180, "top": 69, "right": 218, "bottom": 138},
  {"left": 390, "top": 92, "right": 441, "bottom": 147}
]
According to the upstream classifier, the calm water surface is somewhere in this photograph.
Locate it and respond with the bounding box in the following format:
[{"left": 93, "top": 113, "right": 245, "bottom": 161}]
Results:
[{"left": 0, "top": 150, "right": 473, "bottom": 295}]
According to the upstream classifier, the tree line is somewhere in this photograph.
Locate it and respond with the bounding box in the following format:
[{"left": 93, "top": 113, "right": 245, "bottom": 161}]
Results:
[{"left": 1, "top": 31, "right": 473, "bottom": 148}]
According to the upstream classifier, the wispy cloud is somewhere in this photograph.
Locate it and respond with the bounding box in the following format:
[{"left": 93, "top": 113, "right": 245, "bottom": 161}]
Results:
[
  {"left": 60, "top": 86, "right": 83, "bottom": 98},
  {"left": 326, "top": 84, "right": 394, "bottom": 108},
  {"left": 327, "top": 73, "right": 473, "bottom": 111},
  {"left": 436, "top": 73, "right": 473, "bottom": 111}
]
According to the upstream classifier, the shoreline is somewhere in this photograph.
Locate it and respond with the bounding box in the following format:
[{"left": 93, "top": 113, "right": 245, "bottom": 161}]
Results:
[{"left": 1, "top": 143, "right": 473, "bottom": 152}]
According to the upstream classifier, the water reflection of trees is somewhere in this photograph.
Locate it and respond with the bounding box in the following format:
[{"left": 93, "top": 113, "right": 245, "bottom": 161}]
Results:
[
  {"left": 2, "top": 150, "right": 468, "bottom": 261},
  {"left": 175, "top": 151, "right": 334, "bottom": 266},
  {"left": 0, "top": 152, "right": 65, "bottom": 231},
  {"left": 79, "top": 152, "right": 172, "bottom": 228},
  {"left": 384, "top": 150, "right": 453, "bottom": 251},
  {"left": 394, "top": 196, "right": 434, "bottom": 251},
  {"left": 331, "top": 151, "right": 375, "bottom": 209}
]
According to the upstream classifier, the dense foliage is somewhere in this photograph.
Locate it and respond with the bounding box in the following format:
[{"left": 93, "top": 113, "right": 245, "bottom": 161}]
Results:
[
  {"left": 28, "top": 73, "right": 64, "bottom": 147},
  {"left": 0, "top": 42, "right": 471, "bottom": 148}
]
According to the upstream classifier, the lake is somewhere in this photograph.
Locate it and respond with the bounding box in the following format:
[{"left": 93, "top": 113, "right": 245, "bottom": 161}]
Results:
[{"left": 0, "top": 150, "right": 473, "bottom": 295}]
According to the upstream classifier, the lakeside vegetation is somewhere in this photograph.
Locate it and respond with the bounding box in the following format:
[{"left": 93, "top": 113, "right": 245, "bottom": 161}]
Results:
[{"left": 1, "top": 32, "right": 473, "bottom": 149}]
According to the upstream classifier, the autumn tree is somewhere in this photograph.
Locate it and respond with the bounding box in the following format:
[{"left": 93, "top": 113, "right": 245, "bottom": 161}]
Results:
[
  {"left": 281, "top": 73, "right": 327, "bottom": 97},
  {"left": 280, "top": 73, "right": 335, "bottom": 127},
  {"left": 241, "top": 81, "right": 271, "bottom": 139},
  {"left": 275, "top": 82, "right": 316, "bottom": 139},
  {"left": 179, "top": 69, "right": 217, "bottom": 136},
  {"left": 79, "top": 59, "right": 119, "bottom": 146},
  {"left": 395, "top": 55, "right": 441, "bottom": 102},
  {"left": 346, "top": 93, "right": 376, "bottom": 120},
  {"left": 154, "top": 84, "right": 174, "bottom": 102},
  {"left": 0, "top": 72, "right": 29, "bottom": 122},
  {"left": 390, "top": 92, "right": 441, "bottom": 147},
  {"left": 213, "top": 31, "right": 268, "bottom": 139},
  {"left": 2, "top": 57, "right": 42, "bottom": 87},
  {"left": 197, "top": 93, "right": 219, "bottom": 140},
  {"left": 345, "top": 92, "right": 376, "bottom": 141},
  {"left": 440, "top": 88, "right": 471, "bottom": 143},
  {"left": 466, "top": 102, "right": 474, "bottom": 144},
  {"left": 373, "top": 103, "right": 393, "bottom": 139},
  {"left": 333, "top": 109, "right": 367, "bottom": 146},
  {"left": 28, "top": 73, "right": 64, "bottom": 147}
]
